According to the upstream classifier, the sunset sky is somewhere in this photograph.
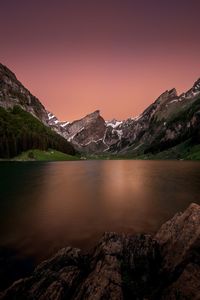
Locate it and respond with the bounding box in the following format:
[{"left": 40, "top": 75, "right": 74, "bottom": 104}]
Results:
[{"left": 1, "top": 0, "right": 200, "bottom": 121}]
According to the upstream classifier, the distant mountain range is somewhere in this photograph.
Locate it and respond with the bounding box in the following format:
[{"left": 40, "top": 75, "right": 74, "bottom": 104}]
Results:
[
  {"left": 1, "top": 62, "right": 200, "bottom": 159},
  {"left": 47, "top": 79, "right": 200, "bottom": 157}
]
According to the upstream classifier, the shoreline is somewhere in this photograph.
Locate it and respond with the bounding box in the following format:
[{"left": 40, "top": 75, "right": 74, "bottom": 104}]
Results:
[{"left": 1, "top": 203, "right": 200, "bottom": 299}]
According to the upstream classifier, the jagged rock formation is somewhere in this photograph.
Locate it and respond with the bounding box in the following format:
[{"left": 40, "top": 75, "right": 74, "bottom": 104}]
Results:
[
  {"left": 109, "top": 80, "right": 200, "bottom": 155},
  {"left": 155, "top": 203, "right": 200, "bottom": 272},
  {"left": 61, "top": 110, "right": 107, "bottom": 153},
  {"left": 155, "top": 203, "right": 200, "bottom": 299},
  {"left": 1, "top": 203, "right": 200, "bottom": 299},
  {"left": 1, "top": 62, "right": 200, "bottom": 156},
  {"left": 0, "top": 64, "right": 48, "bottom": 124},
  {"left": 0, "top": 63, "right": 75, "bottom": 158},
  {"left": 47, "top": 111, "right": 123, "bottom": 153},
  {"left": 47, "top": 79, "right": 200, "bottom": 156}
]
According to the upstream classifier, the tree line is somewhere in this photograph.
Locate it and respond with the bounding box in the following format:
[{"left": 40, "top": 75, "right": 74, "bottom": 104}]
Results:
[{"left": 0, "top": 106, "right": 75, "bottom": 158}]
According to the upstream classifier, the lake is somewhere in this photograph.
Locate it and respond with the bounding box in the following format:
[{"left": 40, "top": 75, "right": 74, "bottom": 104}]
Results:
[{"left": 1, "top": 160, "right": 200, "bottom": 263}]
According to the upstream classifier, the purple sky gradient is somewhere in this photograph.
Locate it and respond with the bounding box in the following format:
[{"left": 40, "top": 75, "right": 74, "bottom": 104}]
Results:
[{"left": 1, "top": 0, "right": 200, "bottom": 120}]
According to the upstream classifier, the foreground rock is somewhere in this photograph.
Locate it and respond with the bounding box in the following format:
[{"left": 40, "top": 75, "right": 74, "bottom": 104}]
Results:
[
  {"left": 1, "top": 203, "right": 200, "bottom": 299},
  {"left": 155, "top": 203, "right": 200, "bottom": 299}
]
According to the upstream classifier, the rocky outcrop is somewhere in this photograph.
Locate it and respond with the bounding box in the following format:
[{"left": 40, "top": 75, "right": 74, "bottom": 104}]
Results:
[
  {"left": 1, "top": 203, "right": 200, "bottom": 299},
  {"left": 0, "top": 234, "right": 160, "bottom": 300},
  {"left": 0, "top": 64, "right": 76, "bottom": 158},
  {"left": 154, "top": 203, "right": 200, "bottom": 299},
  {"left": 0, "top": 63, "right": 48, "bottom": 124},
  {"left": 65, "top": 110, "right": 107, "bottom": 153},
  {"left": 47, "top": 78, "right": 200, "bottom": 155},
  {"left": 47, "top": 111, "right": 126, "bottom": 154},
  {"left": 1, "top": 62, "right": 200, "bottom": 156},
  {"left": 109, "top": 81, "right": 200, "bottom": 155},
  {"left": 161, "top": 263, "right": 200, "bottom": 300},
  {"left": 155, "top": 203, "right": 200, "bottom": 272}
]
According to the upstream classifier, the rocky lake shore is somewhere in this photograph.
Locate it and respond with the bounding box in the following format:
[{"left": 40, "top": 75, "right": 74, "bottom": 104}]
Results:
[{"left": 0, "top": 203, "right": 200, "bottom": 300}]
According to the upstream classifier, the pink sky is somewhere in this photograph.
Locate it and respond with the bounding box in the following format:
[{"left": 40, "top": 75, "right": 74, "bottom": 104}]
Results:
[{"left": 1, "top": 0, "right": 200, "bottom": 121}]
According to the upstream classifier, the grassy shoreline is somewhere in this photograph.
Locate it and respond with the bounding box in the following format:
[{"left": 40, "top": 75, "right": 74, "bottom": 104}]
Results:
[
  {"left": 1, "top": 141, "right": 200, "bottom": 162},
  {"left": 10, "top": 149, "right": 80, "bottom": 161}
]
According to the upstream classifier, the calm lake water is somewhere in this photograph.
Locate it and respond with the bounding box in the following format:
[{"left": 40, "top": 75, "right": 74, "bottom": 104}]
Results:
[{"left": 1, "top": 160, "right": 200, "bottom": 262}]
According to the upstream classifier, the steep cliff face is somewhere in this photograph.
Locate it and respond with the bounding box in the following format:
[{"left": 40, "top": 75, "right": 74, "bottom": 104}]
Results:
[
  {"left": 63, "top": 110, "right": 107, "bottom": 153},
  {"left": 0, "top": 64, "right": 48, "bottom": 124},
  {"left": 0, "top": 64, "right": 75, "bottom": 158},
  {"left": 109, "top": 81, "right": 200, "bottom": 155},
  {"left": 47, "top": 111, "right": 124, "bottom": 154},
  {"left": 1, "top": 62, "right": 200, "bottom": 157},
  {"left": 47, "top": 78, "right": 200, "bottom": 156},
  {"left": 1, "top": 203, "right": 200, "bottom": 299}
]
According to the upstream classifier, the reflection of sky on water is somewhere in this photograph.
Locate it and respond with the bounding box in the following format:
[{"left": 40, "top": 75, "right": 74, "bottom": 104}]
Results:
[{"left": 0, "top": 160, "right": 200, "bottom": 261}]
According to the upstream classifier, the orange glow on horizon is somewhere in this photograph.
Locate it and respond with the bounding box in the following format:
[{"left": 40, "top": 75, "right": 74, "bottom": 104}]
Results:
[
  {"left": 1, "top": 1, "right": 200, "bottom": 121},
  {"left": 5, "top": 53, "right": 199, "bottom": 122}
]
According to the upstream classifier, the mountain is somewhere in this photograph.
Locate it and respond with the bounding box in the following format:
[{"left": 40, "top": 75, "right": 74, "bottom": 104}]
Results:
[
  {"left": 47, "top": 110, "right": 122, "bottom": 153},
  {"left": 0, "top": 63, "right": 75, "bottom": 158},
  {"left": 46, "top": 109, "right": 123, "bottom": 153},
  {"left": 110, "top": 80, "right": 200, "bottom": 156},
  {"left": 47, "top": 79, "right": 200, "bottom": 157},
  {"left": 1, "top": 203, "right": 200, "bottom": 299},
  {"left": 0, "top": 64, "right": 48, "bottom": 124},
  {"left": 1, "top": 62, "right": 200, "bottom": 159}
]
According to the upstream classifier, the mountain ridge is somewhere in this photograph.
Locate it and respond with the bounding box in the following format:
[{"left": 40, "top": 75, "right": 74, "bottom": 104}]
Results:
[
  {"left": 1, "top": 62, "right": 200, "bottom": 158},
  {"left": 0, "top": 63, "right": 75, "bottom": 158},
  {"left": 0, "top": 63, "right": 48, "bottom": 124},
  {"left": 47, "top": 77, "right": 200, "bottom": 155}
]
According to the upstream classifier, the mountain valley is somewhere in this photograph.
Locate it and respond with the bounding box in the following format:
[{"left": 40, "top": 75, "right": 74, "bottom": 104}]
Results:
[{"left": 1, "top": 62, "right": 200, "bottom": 160}]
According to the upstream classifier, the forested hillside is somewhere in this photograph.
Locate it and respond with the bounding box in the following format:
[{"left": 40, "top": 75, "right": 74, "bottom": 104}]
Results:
[{"left": 0, "top": 106, "right": 75, "bottom": 158}]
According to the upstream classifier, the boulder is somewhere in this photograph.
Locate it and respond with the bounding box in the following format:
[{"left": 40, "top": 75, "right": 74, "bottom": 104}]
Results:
[{"left": 1, "top": 203, "right": 200, "bottom": 299}]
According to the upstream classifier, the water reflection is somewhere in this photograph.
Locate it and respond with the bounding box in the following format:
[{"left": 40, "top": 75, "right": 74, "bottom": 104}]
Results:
[{"left": 0, "top": 160, "right": 200, "bottom": 261}]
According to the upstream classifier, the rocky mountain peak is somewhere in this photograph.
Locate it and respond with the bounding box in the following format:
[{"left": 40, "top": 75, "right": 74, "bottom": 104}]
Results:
[
  {"left": 83, "top": 110, "right": 101, "bottom": 122},
  {"left": 179, "top": 78, "right": 200, "bottom": 100},
  {"left": 106, "top": 119, "right": 123, "bottom": 128},
  {"left": 1, "top": 62, "right": 200, "bottom": 157},
  {"left": 168, "top": 88, "right": 178, "bottom": 97},
  {"left": 0, "top": 63, "right": 48, "bottom": 124},
  {"left": 156, "top": 88, "right": 178, "bottom": 105},
  {"left": 89, "top": 109, "right": 100, "bottom": 116},
  {"left": 0, "top": 63, "right": 17, "bottom": 82},
  {"left": 192, "top": 78, "right": 200, "bottom": 91}
]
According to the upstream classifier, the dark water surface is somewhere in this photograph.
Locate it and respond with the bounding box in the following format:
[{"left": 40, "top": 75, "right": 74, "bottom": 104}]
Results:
[{"left": 1, "top": 160, "right": 200, "bottom": 262}]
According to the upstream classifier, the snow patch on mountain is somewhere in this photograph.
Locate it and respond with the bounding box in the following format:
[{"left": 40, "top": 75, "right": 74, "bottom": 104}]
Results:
[
  {"left": 106, "top": 120, "right": 123, "bottom": 128},
  {"left": 60, "top": 122, "right": 70, "bottom": 127},
  {"left": 48, "top": 112, "right": 55, "bottom": 120},
  {"left": 68, "top": 127, "right": 85, "bottom": 142},
  {"left": 131, "top": 114, "right": 143, "bottom": 121}
]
